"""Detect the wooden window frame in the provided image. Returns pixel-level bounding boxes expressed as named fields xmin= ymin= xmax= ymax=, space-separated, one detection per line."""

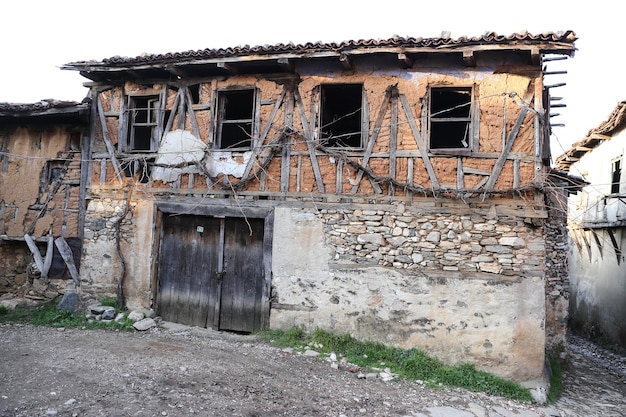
xmin=427 ymin=86 xmax=476 ymax=155
xmin=214 ymin=88 xmax=256 ymax=150
xmin=319 ymin=83 xmax=365 ymax=149
xmin=611 ymin=156 xmax=622 ymax=195
xmin=126 ymin=95 xmax=161 ymax=153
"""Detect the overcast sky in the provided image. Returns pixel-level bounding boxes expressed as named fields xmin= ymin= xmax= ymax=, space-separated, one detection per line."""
xmin=1 ymin=1 xmax=622 ymax=157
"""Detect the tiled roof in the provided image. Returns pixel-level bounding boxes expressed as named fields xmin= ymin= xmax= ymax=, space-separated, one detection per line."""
xmin=0 ymin=99 xmax=90 ymax=121
xmin=65 ymin=31 xmax=577 ymax=67
xmin=555 ymin=101 xmax=626 ymax=171
xmin=0 ymin=99 xmax=83 ymax=113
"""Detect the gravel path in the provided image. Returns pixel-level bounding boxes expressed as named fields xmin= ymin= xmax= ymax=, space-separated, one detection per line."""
xmin=0 ymin=323 xmax=624 ymax=417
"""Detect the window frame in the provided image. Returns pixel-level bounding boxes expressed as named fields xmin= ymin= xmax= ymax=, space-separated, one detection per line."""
xmin=427 ymin=85 xmax=476 ymax=154
xmin=214 ymin=88 xmax=257 ymax=150
xmin=318 ymin=83 xmax=365 ymax=149
xmin=125 ymin=94 xmax=161 ymax=153
xmin=611 ymin=156 xmax=622 ymax=194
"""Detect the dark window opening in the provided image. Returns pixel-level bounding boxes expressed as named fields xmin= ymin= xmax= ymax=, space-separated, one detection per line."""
xmin=46 ymin=160 xmax=66 ymax=185
xmin=320 ymin=84 xmax=363 ymax=148
xmin=189 ymin=84 xmax=201 ymax=104
xmin=429 ymin=87 xmax=472 ymax=150
xmin=217 ymin=89 xmax=254 ymax=149
xmin=611 ymin=158 xmax=622 ymax=194
xmin=128 ymin=96 xmax=159 ymax=152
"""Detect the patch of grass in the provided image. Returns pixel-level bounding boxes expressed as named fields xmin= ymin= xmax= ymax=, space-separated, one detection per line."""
xmin=257 ymin=327 xmax=533 ymax=402
xmin=0 ymin=300 xmax=135 ymax=331
xmin=547 ymin=355 xmax=564 ymax=403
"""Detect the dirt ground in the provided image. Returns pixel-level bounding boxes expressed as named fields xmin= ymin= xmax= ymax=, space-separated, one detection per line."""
xmin=0 ymin=323 xmax=624 ymax=417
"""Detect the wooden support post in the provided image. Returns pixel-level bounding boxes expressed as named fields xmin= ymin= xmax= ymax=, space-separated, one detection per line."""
xmin=389 ymin=90 xmax=398 ymax=196
xmin=55 ymin=236 xmax=80 ymax=287
xmin=24 ymin=234 xmax=44 ymax=276
xmin=280 ymin=88 xmax=294 ymax=193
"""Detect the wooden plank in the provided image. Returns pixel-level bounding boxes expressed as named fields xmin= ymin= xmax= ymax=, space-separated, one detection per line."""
xmin=463 ymin=167 xmax=490 ymax=176
xmin=99 ymin=159 xmax=106 ymax=185
xmin=280 ymin=88 xmax=294 ymax=192
xmin=294 ymin=87 xmax=325 ymax=193
xmin=389 ymin=90 xmax=398 ymax=196
xmin=184 ymin=86 xmax=201 ymax=139
xmin=42 ymin=236 xmax=54 ymax=278
xmin=483 ymin=92 xmax=534 ymax=192
xmin=350 ymin=87 xmax=393 ymax=194
xmin=513 ymin=159 xmax=520 ymax=189
xmin=54 ymin=236 xmax=80 ymax=286
xmin=296 ymin=155 xmax=302 ymax=193
xmin=24 ymin=234 xmax=44 ymax=275
xmin=336 ymin=158 xmax=343 ymax=193
xmin=163 ymin=89 xmax=181 ymax=135
xmin=78 ymin=132 xmax=91 ymax=242
xmin=457 ymin=158 xmax=464 ymax=189
xmin=399 ymin=93 xmax=440 ymax=189
xmin=177 ymin=87 xmax=187 ymax=130
xmin=96 ymin=96 xmax=123 ymax=182
xmin=407 ymin=158 xmax=414 ymax=198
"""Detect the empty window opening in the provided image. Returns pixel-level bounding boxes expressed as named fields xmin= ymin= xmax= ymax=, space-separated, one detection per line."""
xmin=320 ymin=84 xmax=363 ymax=148
xmin=45 ymin=160 xmax=66 ymax=185
xmin=611 ymin=158 xmax=622 ymax=194
xmin=217 ymin=89 xmax=254 ymax=149
xmin=429 ymin=87 xmax=472 ymax=150
xmin=189 ymin=84 xmax=201 ymax=104
xmin=128 ymin=96 xmax=160 ymax=152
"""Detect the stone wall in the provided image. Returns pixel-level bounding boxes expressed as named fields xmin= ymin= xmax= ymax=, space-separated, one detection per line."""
xmin=270 ymin=202 xmax=548 ymax=387
xmin=544 ymin=188 xmax=570 ymax=353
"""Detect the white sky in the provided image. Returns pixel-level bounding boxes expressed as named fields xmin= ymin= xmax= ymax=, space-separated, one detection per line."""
xmin=1 ymin=0 xmax=622 ymax=157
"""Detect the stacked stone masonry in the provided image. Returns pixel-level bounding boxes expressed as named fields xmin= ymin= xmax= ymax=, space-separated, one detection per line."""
xmin=320 ymin=206 xmax=545 ymax=276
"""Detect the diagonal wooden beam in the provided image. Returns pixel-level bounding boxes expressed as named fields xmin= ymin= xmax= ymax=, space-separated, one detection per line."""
xmin=96 ymin=96 xmax=123 ymax=182
xmin=399 ymin=93 xmax=440 ymax=189
xmin=483 ymin=92 xmax=534 ymax=192
xmin=239 ymin=87 xmax=287 ymax=183
xmin=350 ymin=86 xmax=394 ymax=194
xmin=294 ymin=87 xmax=325 ymax=193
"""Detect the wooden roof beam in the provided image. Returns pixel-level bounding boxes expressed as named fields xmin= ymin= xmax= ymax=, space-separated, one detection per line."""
xmin=339 ymin=53 xmax=352 ymax=70
xmin=217 ymin=61 xmax=237 ymax=74
xmin=463 ymin=50 xmax=476 ymax=67
xmin=277 ymin=57 xmax=294 ymax=72
xmin=397 ymin=53 xmax=414 ymax=68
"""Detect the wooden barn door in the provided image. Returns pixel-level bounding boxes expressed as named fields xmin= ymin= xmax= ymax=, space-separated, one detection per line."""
xmin=157 ymin=214 xmax=266 ymax=333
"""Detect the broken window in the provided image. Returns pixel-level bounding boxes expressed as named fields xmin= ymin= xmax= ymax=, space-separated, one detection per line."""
xmin=320 ymin=84 xmax=363 ymax=148
xmin=46 ymin=160 xmax=66 ymax=184
xmin=127 ymin=95 xmax=160 ymax=152
xmin=216 ymin=89 xmax=255 ymax=149
xmin=429 ymin=87 xmax=473 ymax=151
xmin=611 ymin=157 xmax=622 ymax=194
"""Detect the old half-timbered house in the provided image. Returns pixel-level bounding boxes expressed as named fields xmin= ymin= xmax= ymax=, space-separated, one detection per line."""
xmin=60 ymin=31 xmax=576 ymax=388
xmin=0 ymin=99 xmax=89 ymax=304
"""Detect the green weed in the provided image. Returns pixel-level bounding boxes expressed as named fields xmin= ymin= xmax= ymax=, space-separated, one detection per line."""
xmin=257 ymin=327 xmax=533 ymax=402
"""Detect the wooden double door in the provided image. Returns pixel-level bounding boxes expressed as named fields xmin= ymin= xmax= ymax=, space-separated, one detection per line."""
xmin=157 ymin=214 xmax=267 ymax=333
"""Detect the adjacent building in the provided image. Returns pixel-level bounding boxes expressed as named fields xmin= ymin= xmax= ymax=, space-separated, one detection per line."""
xmin=556 ymin=101 xmax=626 ymax=349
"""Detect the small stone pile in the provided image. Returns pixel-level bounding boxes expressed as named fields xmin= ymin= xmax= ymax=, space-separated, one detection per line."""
xmin=85 ymin=304 xmax=159 ymax=331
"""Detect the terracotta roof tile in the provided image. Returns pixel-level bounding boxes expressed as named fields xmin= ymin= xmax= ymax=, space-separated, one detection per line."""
xmin=66 ymin=31 xmax=576 ymax=67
